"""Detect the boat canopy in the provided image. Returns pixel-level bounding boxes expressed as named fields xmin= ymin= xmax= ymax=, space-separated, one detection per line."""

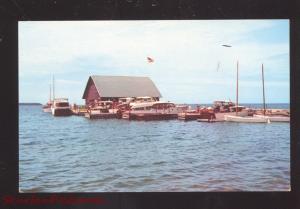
xmin=54 ymin=98 xmax=68 ymax=102
xmin=131 ymin=101 xmax=175 ymax=109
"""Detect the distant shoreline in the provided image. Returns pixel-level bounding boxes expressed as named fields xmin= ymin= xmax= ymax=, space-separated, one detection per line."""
xmin=19 ymin=103 xmax=42 ymax=105
xmin=18 ymin=102 xmax=289 ymax=106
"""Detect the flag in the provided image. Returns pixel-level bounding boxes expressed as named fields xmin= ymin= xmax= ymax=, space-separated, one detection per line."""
xmin=147 ymin=57 xmax=154 ymax=63
xmin=216 ymin=61 xmax=221 ymax=71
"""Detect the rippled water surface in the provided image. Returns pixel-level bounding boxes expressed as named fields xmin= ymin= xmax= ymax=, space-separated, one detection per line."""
xmin=19 ymin=105 xmax=290 ymax=192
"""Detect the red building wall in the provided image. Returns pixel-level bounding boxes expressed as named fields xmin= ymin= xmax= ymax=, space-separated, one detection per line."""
xmin=85 ymin=80 xmax=100 ymax=105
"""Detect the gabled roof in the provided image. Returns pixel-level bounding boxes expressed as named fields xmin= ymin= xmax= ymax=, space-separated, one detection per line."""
xmin=82 ymin=75 xmax=162 ymax=99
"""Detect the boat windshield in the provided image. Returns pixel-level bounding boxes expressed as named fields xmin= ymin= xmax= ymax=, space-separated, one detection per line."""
xmin=56 ymin=102 xmax=69 ymax=107
xmin=152 ymin=103 xmax=175 ymax=109
xmin=229 ymin=106 xmax=245 ymax=112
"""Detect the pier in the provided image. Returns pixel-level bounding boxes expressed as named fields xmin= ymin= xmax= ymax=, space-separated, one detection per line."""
xmin=43 ymin=75 xmax=289 ymax=123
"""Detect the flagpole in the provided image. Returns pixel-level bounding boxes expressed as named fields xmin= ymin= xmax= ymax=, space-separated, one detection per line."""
xmin=236 ymin=60 xmax=239 ymax=115
xmin=52 ymin=75 xmax=55 ymax=100
xmin=262 ymin=63 xmax=266 ymax=115
xmin=49 ymin=84 xmax=52 ymax=102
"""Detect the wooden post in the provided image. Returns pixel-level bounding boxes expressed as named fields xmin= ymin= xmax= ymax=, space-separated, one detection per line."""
xmin=236 ymin=61 xmax=239 ymax=115
xmin=262 ymin=63 xmax=266 ymax=115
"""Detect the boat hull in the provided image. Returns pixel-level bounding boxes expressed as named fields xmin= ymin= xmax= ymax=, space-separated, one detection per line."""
xmin=225 ymin=115 xmax=269 ymax=123
xmin=123 ymin=112 xmax=178 ymax=120
xmin=51 ymin=108 xmax=72 ymax=116
xmin=43 ymin=108 xmax=51 ymax=113
xmin=215 ymin=111 xmax=248 ymax=121
xmin=254 ymin=114 xmax=290 ymax=122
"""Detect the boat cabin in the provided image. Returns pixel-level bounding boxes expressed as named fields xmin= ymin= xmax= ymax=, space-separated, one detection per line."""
xmin=93 ymin=101 xmax=113 ymax=109
xmin=131 ymin=102 xmax=176 ymax=111
xmin=213 ymin=100 xmax=235 ymax=112
xmin=53 ymin=98 xmax=70 ymax=107
xmin=118 ymin=97 xmax=134 ymax=104
xmin=229 ymin=106 xmax=246 ymax=112
xmin=133 ymin=96 xmax=157 ymax=103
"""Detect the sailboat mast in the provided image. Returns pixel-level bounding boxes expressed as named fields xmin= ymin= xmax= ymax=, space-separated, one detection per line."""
xmin=49 ymin=84 xmax=52 ymax=102
xmin=236 ymin=60 xmax=239 ymax=115
xmin=52 ymin=75 xmax=55 ymax=100
xmin=262 ymin=63 xmax=266 ymax=115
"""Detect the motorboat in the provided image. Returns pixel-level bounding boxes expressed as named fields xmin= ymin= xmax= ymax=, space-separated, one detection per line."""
xmin=129 ymin=96 xmax=157 ymax=106
xmin=122 ymin=101 xmax=179 ymax=120
xmin=178 ymin=106 xmax=215 ymax=121
xmin=213 ymin=101 xmax=249 ymax=121
xmin=51 ymin=98 xmax=72 ymax=116
xmin=118 ymin=97 xmax=135 ymax=105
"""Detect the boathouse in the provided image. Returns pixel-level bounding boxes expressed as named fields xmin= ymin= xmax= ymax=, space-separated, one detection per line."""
xmin=82 ymin=75 xmax=162 ymax=105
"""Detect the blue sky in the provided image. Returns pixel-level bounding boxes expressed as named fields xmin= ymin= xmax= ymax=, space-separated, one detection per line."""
xmin=19 ymin=20 xmax=289 ymax=104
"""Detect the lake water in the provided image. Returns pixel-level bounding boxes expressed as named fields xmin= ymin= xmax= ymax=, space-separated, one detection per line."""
xmin=19 ymin=104 xmax=290 ymax=192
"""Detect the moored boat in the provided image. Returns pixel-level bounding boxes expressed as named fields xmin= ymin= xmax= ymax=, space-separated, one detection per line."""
xmin=51 ymin=98 xmax=72 ymax=116
xmin=122 ymin=101 xmax=178 ymax=120
xmin=178 ymin=106 xmax=215 ymax=121
xmin=213 ymin=100 xmax=250 ymax=121
xmin=253 ymin=114 xmax=289 ymax=122
xmin=225 ymin=115 xmax=270 ymax=123
xmin=42 ymin=102 xmax=52 ymax=113
xmin=253 ymin=64 xmax=289 ymax=123
xmin=42 ymin=84 xmax=52 ymax=113
xmin=129 ymin=96 xmax=157 ymax=106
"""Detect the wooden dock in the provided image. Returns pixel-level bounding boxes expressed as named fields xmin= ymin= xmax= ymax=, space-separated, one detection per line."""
xmin=178 ymin=112 xmax=201 ymax=121
xmin=71 ymin=107 xmax=87 ymax=116
xmin=84 ymin=112 xmax=117 ymax=119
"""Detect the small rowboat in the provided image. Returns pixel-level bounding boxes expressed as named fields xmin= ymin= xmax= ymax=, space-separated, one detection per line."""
xmin=225 ymin=115 xmax=270 ymax=123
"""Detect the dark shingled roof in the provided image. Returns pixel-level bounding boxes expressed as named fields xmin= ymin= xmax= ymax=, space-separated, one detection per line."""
xmin=82 ymin=75 xmax=162 ymax=99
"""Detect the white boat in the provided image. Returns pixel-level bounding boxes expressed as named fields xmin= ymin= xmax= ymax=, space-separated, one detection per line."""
xmin=42 ymin=102 xmax=52 ymax=112
xmin=118 ymin=97 xmax=135 ymax=105
xmin=254 ymin=64 xmax=289 ymax=123
xmin=129 ymin=96 xmax=157 ymax=106
xmin=214 ymin=105 xmax=249 ymax=121
xmin=176 ymin=104 xmax=190 ymax=113
xmin=225 ymin=115 xmax=270 ymax=123
xmin=42 ymin=84 xmax=52 ymax=112
xmin=51 ymin=98 xmax=72 ymax=116
xmin=122 ymin=101 xmax=179 ymax=120
xmin=215 ymin=111 xmax=248 ymax=121
xmin=253 ymin=114 xmax=290 ymax=122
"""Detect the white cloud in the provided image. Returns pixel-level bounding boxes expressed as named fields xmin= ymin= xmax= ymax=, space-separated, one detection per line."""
xmin=19 ymin=20 xmax=286 ymax=72
xmin=19 ymin=20 xmax=289 ymax=103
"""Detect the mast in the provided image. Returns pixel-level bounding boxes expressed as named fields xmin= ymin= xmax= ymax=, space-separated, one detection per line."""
xmin=262 ymin=63 xmax=266 ymax=115
xmin=49 ymin=84 xmax=52 ymax=102
xmin=52 ymin=75 xmax=55 ymax=100
xmin=236 ymin=60 xmax=239 ymax=115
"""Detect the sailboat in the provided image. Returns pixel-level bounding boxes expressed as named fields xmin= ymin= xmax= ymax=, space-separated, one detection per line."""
xmin=224 ymin=62 xmax=270 ymax=123
xmin=50 ymin=76 xmax=72 ymax=116
xmin=42 ymin=84 xmax=52 ymax=112
xmin=253 ymin=64 xmax=290 ymax=122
